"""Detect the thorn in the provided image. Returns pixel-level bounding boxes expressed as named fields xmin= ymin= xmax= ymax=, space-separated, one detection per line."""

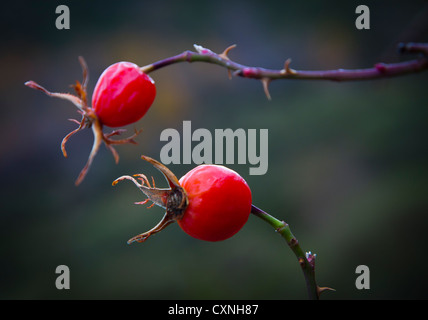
xmin=219 ymin=44 xmax=236 ymax=60
xmin=317 ymin=286 xmax=336 ymax=296
xmin=261 ymin=78 xmax=272 ymax=100
xmin=282 ymin=58 xmax=296 ymax=75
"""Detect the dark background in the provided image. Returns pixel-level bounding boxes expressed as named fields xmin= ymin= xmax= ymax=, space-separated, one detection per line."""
xmin=1 ymin=0 xmax=428 ymax=299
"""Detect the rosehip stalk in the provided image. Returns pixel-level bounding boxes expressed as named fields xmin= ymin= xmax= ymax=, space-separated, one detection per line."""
xmin=113 ymin=155 xmax=332 ymax=299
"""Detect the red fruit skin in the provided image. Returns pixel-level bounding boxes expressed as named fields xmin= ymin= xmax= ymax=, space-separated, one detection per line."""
xmin=178 ymin=165 xmax=252 ymax=242
xmin=92 ymin=61 xmax=156 ymax=128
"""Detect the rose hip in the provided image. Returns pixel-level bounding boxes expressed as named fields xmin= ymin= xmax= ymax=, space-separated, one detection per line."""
xmin=92 ymin=62 xmax=156 ymax=128
xmin=25 ymin=58 xmax=156 ymax=185
xmin=113 ymin=156 xmax=252 ymax=243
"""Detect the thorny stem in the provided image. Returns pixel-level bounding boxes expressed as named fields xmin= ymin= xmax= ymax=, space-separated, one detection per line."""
xmin=139 ymin=42 xmax=428 ymax=297
xmin=141 ymin=42 xmax=428 ymax=99
xmin=251 ymin=204 xmax=334 ymax=300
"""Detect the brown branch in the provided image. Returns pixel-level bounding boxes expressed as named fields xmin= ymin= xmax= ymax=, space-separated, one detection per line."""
xmin=140 ymin=42 xmax=428 ymax=99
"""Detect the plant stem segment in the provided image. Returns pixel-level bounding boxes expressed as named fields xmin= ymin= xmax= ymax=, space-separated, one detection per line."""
xmin=25 ymin=58 xmax=141 ymax=185
xmin=141 ymin=43 xmax=428 ymax=99
xmin=251 ymin=204 xmax=333 ymax=300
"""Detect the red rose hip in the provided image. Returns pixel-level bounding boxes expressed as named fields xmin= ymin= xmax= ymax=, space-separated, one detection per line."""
xmin=113 ymin=156 xmax=252 ymax=243
xmin=92 ymin=61 xmax=156 ymax=128
xmin=178 ymin=165 xmax=252 ymax=241
xmin=25 ymin=58 xmax=156 ymax=185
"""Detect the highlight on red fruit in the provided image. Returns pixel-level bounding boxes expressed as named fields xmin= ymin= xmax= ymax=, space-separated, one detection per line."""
xmin=24 ymin=57 xmax=156 ymax=185
xmin=92 ymin=61 xmax=156 ymax=128
xmin=178 ymin=165 xmax=252 ymax=241
xmin=112 ymin=155 xmax=252 ymax=244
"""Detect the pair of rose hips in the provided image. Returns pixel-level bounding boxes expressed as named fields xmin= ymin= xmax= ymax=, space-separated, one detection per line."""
xmin=26 ymin=58 xmax=252 ymax=242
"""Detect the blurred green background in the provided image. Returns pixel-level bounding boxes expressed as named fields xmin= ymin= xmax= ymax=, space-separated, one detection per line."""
xmin=1 ymin=0 xmax=428 ymax=299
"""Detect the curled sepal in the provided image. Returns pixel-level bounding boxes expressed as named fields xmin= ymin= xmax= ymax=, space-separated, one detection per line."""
xmin=140 ymin=155 xmax=182 ymax=189
xmin=112 ymin=155 xmax=188 ymax=244
xmin=112 ymin=173 xmax=171 ymax=209
xmin=126 ymin=212 xmax=177 ymax=244
xmin=25 ymin=80 xmax=86 ymax=112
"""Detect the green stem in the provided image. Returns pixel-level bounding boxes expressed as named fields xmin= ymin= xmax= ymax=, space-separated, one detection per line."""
xmin=251 ymin=204 xmax=321 ymax=300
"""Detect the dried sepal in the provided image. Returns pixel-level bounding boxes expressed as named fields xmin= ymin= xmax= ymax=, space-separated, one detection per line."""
xmin=127 ymin=211 xmax=177 ymax=244
xmin=61 ymin=115 xmax=89 ymax=158
xmin=25 ymin=80 xmax=85 ymax=112
xmin=112 ymin=155 xmax=189 ymax=244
